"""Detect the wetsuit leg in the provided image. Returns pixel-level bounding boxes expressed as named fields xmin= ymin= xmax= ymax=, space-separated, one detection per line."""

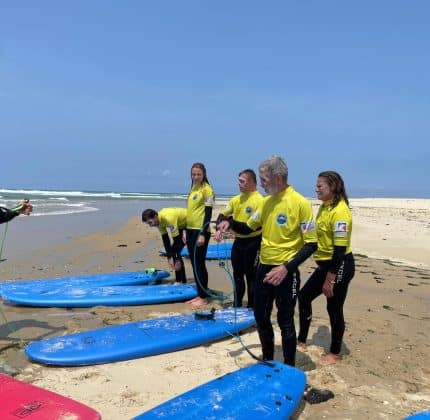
xmin=275 ymin=269 xmax=301 ymax=366
xmin=173 ymin=255 xmax=187 ymax=283
xmin=231 ymin=240 xmax=245 ymax=307
xmin=186 ymin=229 xmax=210 ymax=298
xmin=254 ymin=264 xmax=275 ymax=360
xmin=327 ymin=254 xmax=355 ymax=354
xmin=172 ymin=229 xmax=186 ymax=283
xmin=297 ymin=266 xmax=326 ymax=344
xmin=243 ymin=235 xmax=261 ymax=309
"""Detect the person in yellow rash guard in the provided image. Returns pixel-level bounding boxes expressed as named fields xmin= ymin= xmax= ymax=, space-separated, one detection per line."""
xmin=186 ymin=162 xmax=215 ymax=308
xmin=214 ymin=169 xmax=263 ymax=308
xmin=217 ymin=156 xmax=317 ymax=366
xmin=298 ymin=171 xmax=355 ymax=365
xmin=142 ymin=207 xmax=187 ymax=283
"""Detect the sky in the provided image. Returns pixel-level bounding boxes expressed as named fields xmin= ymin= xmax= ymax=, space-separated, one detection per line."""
xmin=1 ymin=1 xmax=429 ymax=198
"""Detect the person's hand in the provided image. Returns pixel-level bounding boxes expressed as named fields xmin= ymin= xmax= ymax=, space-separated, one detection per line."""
xmin=182 ymin=230 xmax=187 ymax=244
xmin=322 ymin=272 xmax=336 ymax=297
xmin=19 ymin=199 xmax=33 ymax=215
xmin=167 ymin=257 xmax=175 ymax=270
xmin=197 ymin=234 xmax=205 ymax=247
xmin=263 ymin=265 xmax=287 ymax=286
xmin=214 ymin=230 xmax=223 ymax=242
xmin=174 ymin=260 xmax=182 ymax=271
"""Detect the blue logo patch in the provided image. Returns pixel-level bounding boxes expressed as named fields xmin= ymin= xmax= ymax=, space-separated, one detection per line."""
xmin=276 ymin=213 xmax=287 ymax=226
xmin=245 ymin=206 xmax=252 ymax=214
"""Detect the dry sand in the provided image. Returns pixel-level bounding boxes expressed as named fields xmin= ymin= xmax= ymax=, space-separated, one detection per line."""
xmin=0 ymin=198 xmax=429 ymax=419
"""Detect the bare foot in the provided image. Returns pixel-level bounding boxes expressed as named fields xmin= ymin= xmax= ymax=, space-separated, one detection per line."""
xmin=320 ymin=353 xmax=342 ymax=365
xmin=186 ymin=297 xmax=199 ymax=304
xmin=297 ymin=341 xmax=308 ymax=350
xmin=190 ymin=297 xmax=208 ymax=308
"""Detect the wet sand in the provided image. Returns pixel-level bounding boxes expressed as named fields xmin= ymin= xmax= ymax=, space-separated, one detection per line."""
xmin=0 ymin=199 xmax=429 ymax=419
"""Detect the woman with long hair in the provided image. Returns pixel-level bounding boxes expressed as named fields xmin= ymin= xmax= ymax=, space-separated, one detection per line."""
xmin=298 ymin=171 xmax=355 ymax=364
xmin=185 ymin=162 xmax=215 ymax=308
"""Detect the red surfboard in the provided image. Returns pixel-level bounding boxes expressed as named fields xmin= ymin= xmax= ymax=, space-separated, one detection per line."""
xmin=0 ymin=373 xmax=101 ymax=419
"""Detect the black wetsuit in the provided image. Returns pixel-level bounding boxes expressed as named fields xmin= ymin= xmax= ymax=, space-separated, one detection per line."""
xmin=161 ymin=231 xmax=186 ymax=283
xmin=186 ymin=206 xmax=212 ymax=298
xmin=230 ymin=235 xmax=261 ymax=308
xmin=0 ymin=207 xmax=19 ymax=224
xmin=298 ymin=253 xmax=355 ymax=354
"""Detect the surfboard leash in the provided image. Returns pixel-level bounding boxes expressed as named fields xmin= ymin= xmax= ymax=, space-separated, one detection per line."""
xmin=191 ymin=220 xmax=235 ymax=303
xmin=193 ymin=221 xmax=275 ymax=367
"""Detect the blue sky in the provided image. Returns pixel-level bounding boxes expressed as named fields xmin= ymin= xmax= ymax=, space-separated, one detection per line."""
xmin=1 ymin=1 xmax=429 ymax=197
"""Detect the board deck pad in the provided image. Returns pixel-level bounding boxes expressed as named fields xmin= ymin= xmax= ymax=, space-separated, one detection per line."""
xmin=2 ymin=284 xmax=197 ymax=307
xmin=133 ymin=361 xmax=306 ymax=419
xmin=0 ymin=373 xmax=101 ymax=419
xmin=0 ymin=269 xmax=170 ymax=297
xmin=25 ymin=308 xmax=255 ymax=366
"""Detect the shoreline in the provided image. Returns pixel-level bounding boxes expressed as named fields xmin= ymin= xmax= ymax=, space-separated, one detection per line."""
xmin=0 ymin=198 xmax=429 ymax=418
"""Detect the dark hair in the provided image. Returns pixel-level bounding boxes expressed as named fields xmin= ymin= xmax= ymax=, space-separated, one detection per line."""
xmin=142 ymin=208 xmax=157 ymax=222
xmin=190 ymin=162 xmax=210 ymax=187
xmin=239 ymin=169 xmax=257 ymax=184
xmin=318 ymin=171 xmax=349 ymax=207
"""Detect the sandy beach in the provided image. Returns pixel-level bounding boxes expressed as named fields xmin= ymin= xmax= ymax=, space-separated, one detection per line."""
xmin=0 ymin=198 xmax=429 ymax=419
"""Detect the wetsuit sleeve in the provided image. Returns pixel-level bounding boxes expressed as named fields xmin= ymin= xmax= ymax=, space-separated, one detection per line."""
xmin=328 ymin=245 xmax=347 ymax=273
xmin=161 ymin=233 xmax=173 ymax=256
xmin=202 ymin=206 xmax=212 ymax=233
xmin=284 ymin=242 xmax=317 ymax=272
xmin=0 ymin=207 xmax=19 ymax=224
xmin=230 ymin=218 xmax=256 ymax=235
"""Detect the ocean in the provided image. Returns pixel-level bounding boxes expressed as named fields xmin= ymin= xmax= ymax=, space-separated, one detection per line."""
xmin=0 ymin=188 xmax=232 ymax=259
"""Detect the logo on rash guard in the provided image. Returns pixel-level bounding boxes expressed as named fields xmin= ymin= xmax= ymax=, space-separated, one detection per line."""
xmin=169 ymin=224 xmax=175 ymax=232
xmin=300 ymin=221 xmax=315 ymax=233
xmin=245 ymin=206 xmax=253 ymax=214
xmin=204 ymin=197 xmax=214 ymax=204
xmin=192 ymin=194 xmax=198 ymax=201
xmin=276 ymin=213 xmax=287 ymax=226
xmin=334 ymin=221 xmax=348 ymax=237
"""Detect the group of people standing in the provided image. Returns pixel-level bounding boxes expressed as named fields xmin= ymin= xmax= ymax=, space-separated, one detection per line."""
xmin=143 ymin=155 xmax=355 ymax=367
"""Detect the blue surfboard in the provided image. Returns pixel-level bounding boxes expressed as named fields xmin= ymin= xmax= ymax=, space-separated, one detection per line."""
xmin=403 ymin=412 xmax=430 ymax=420
xmin=0 ymin=269 xmax=169 ymax=297
xmin=25 ymin=308 xmax=255 ymax=366
xmin=2 ymin=284 xmax=197 ymax=307
xmin=160 ymin=242 xmax=232 ymax=260
xmin=134 ymin=361 xmax=306 ymax=419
